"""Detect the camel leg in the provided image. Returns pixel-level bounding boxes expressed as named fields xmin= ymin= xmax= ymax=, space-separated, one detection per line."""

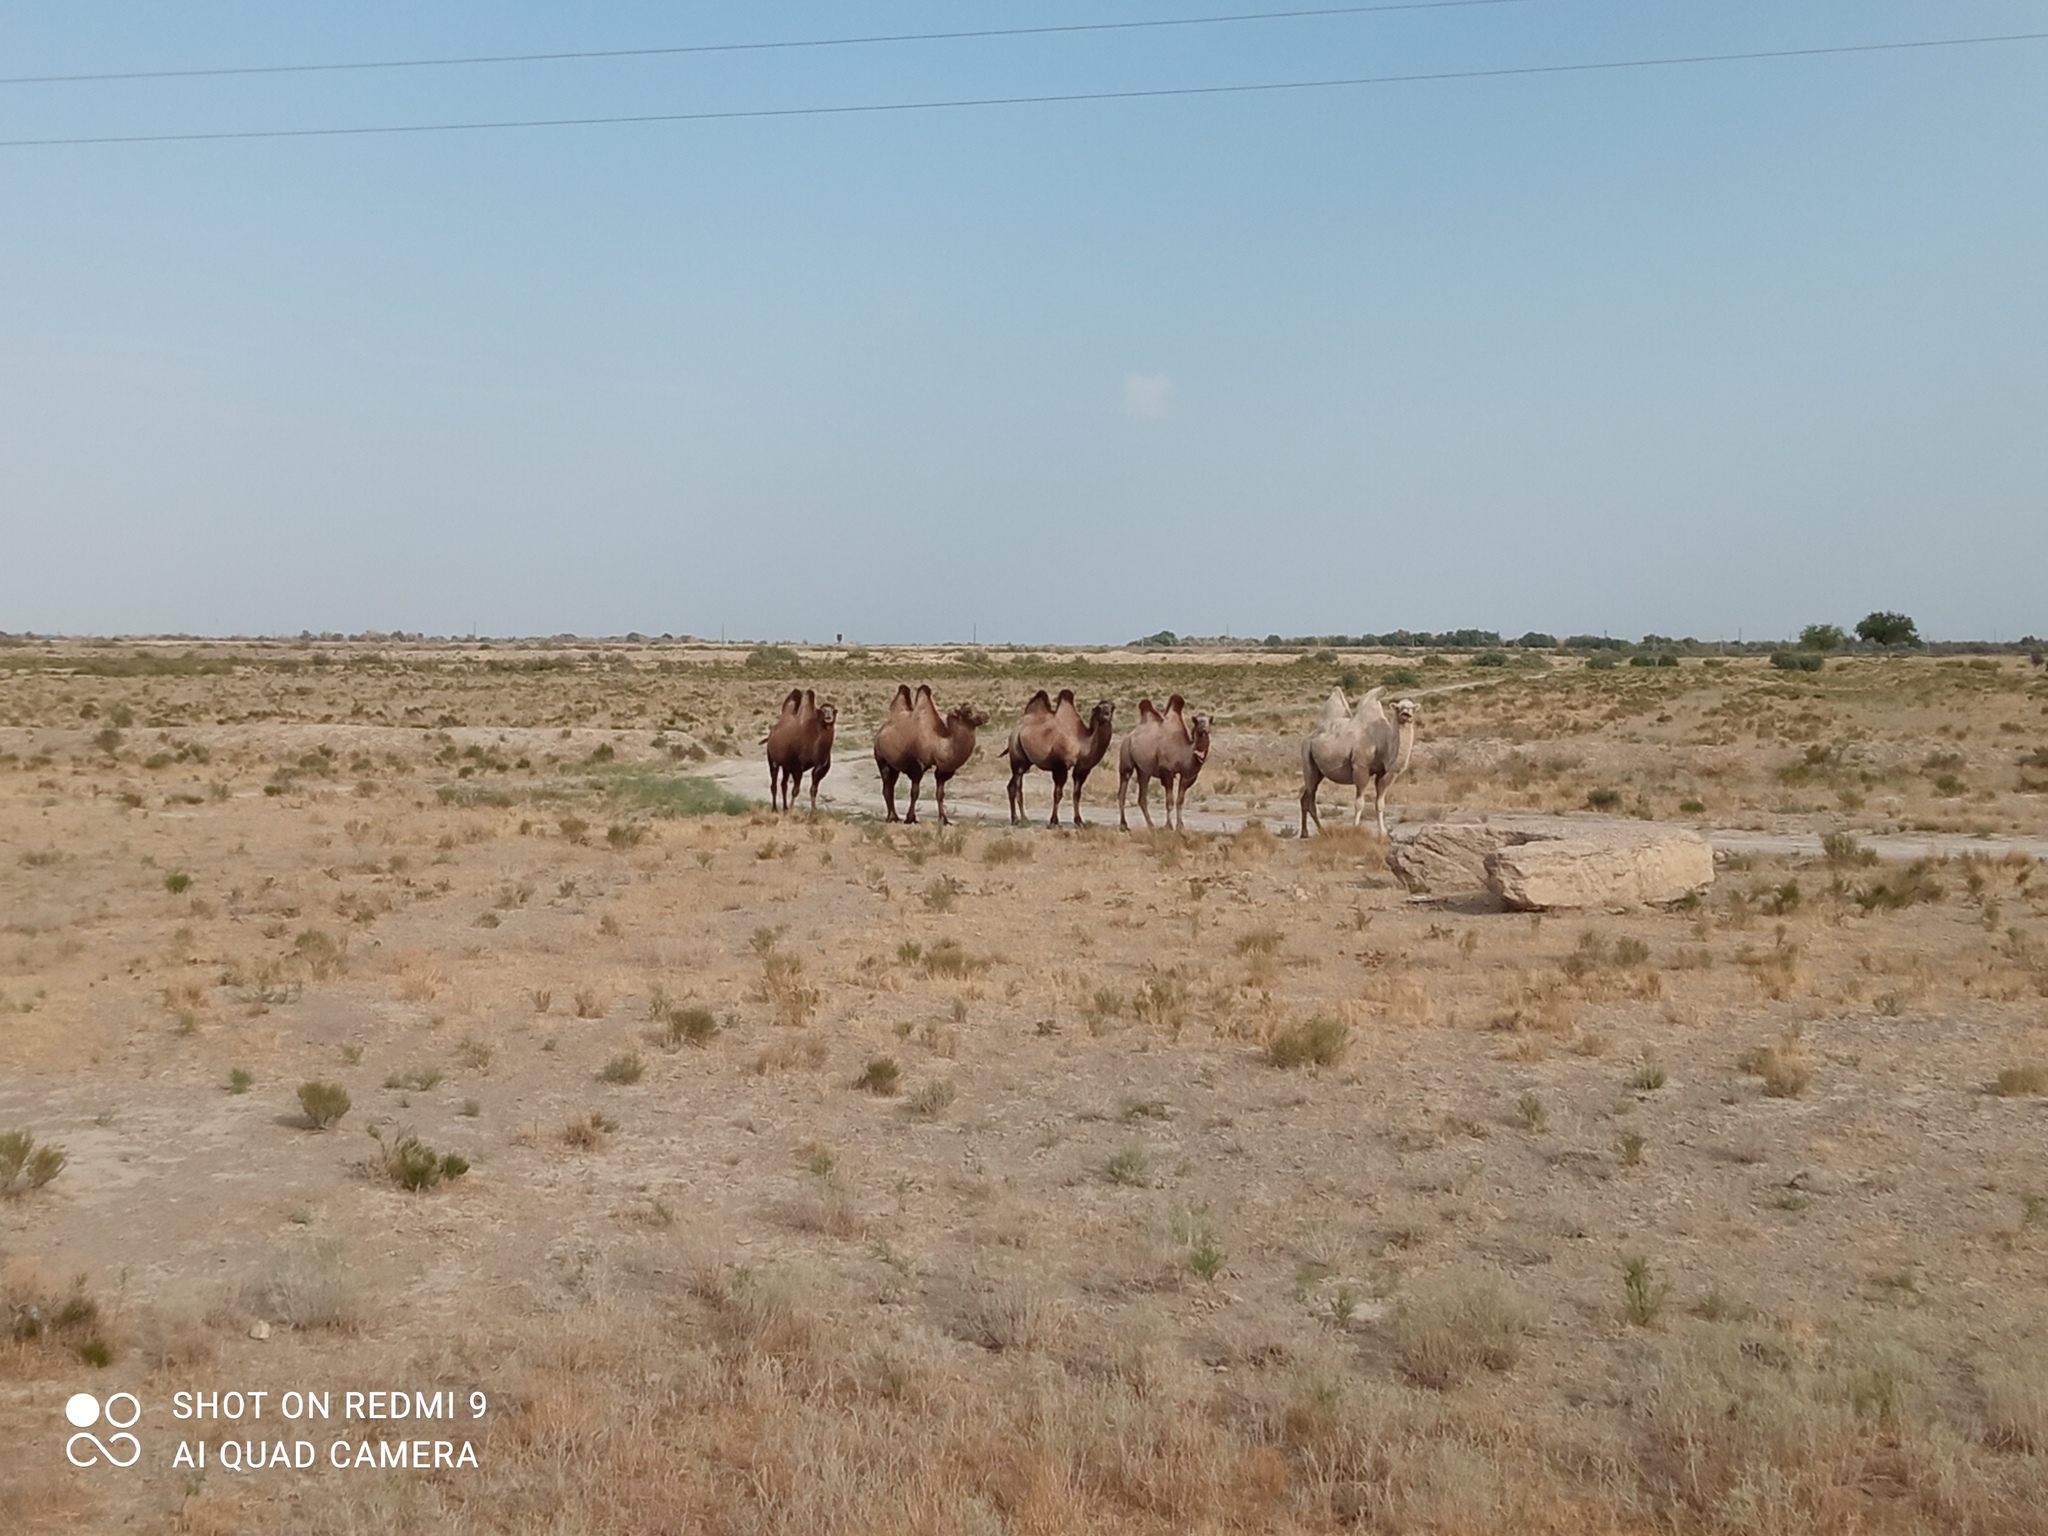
xmin=1373 ymin=773 xmax=1388 ymax=837
xmin=809 ymin=762 xmax=828 ymax=811
xmin=1048 ymin=764 xmax=1069 ymax=828
xmin=1136 ymin=774 xmax=1156 ymax=830
xmin=1070 ymin=768 xmax=1089 ymax=827
xmin=1118 ymin=767 xmax=1132 ymax=831
xmin=1300 ymin=756 xmax=1323 ymax=837
xmin=904 ymin=769 xmax=924 ymax=825
xmin=933 ymin=772 xmax=951 ymax=827
xmin=880 ymin=764 xmax=900 ymax=823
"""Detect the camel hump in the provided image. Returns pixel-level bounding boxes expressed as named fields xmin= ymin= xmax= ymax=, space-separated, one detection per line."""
xmin=1022 ymin=689 xmax=1053 ymax=716
xmin=1055 ymin=688 xmax=1077 ymax=707
xmin=1165 ymin=695 xmax=1186 ymax=718
xmin=888 ymin=684 xmax=913 ymax=714
xmin=1137 ymin=698 xmax=1163 ymax=723
xmin=781 ymin=687 xmax=805 ymax=715
xmin=1355 ymin=687 xmax=1389 ymax=724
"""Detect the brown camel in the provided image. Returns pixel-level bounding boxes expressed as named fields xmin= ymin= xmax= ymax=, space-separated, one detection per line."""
xmin=1117 ymin=695 xmax=1212 ymax=831
xmin=764 ymin=687 xmax=837 ymax=812
xmin=873 ymin=684 xmax=988 ymax=825
xmin=1006 ymin=689 xmax=1115 ymax=827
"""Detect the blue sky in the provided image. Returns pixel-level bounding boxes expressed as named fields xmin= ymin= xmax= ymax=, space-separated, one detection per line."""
xmin=2 ymin=2 xmax=2043 ymax=643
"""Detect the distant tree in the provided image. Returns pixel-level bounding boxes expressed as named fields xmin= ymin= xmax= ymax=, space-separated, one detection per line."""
xmin=1855 ymin=612 xmax=1920 ymax=648
xmin=1515 ymin=632 xmax=1557 ymax=650
xmin=1135 ymin=630 xmax=1180 ymax=648
xmin=1798 ymin=624 xmax=1845 ymax=651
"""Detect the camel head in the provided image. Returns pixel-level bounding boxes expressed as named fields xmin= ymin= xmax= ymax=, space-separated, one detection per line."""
xmin=1089 ymin=700 xmax=1115 ymax=730
xmin=817 ymin=703 xmax=838 ymax=727
xmin=948 ymin=704 xmax=990 ymax=731
xmin=1189 ymin=713 xmax=1213 ymax=763
xmin=1392 ymin=698 xmax=1418 ymax=725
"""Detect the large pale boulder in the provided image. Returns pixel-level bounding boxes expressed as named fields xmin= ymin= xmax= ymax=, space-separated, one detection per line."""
xmin=1390 ymin=817 xmax=1715 ymax=908
xmin=1390 ymin=825 xmax=1523 ymax=895
xmin=1485 ymin=828 xmax=1713 ymax=910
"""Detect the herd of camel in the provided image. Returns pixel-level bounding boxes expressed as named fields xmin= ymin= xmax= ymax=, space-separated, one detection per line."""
xmin=763 ymin=682 xmax=1419 ymax=835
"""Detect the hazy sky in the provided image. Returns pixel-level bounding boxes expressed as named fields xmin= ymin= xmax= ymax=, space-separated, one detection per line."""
xmin=2 ymin=2 xmax=2043 ymax=643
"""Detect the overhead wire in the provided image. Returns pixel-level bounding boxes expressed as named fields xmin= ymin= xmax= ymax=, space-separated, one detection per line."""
xmin=1 ymin=29 xmax=2042 ymax=150
xmin=0 ymin=2 xmax=1528 ymax=88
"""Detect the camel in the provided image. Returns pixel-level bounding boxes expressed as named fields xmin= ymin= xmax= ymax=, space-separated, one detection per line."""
xmin=764 ymin=687 xmax=837 ymax=812
xmin=1299 ymin=686 xmax=1418 ymax=837
xmin=873 ymin=684 xmax=988 ymax=826
xmin=1006 ymin=689 xmax=1115 ymax=827
xmin=1117 ymin=695 xmax=1211 ymax=831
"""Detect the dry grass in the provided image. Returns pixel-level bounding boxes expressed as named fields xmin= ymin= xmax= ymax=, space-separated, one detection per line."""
xmin=6 ymin=642 xmax=2048 ymax=1533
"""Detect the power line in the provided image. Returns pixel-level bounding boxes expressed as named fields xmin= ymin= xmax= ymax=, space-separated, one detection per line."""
xmin=2 ymin=30 xmax=2042 ymax=150
xmin=0 ymin=2 xmax=1527 ymax=88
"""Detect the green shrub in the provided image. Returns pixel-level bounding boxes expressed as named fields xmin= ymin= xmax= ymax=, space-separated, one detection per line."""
xmin=227 ymin=1068 xmax=254 ymax=1095
xmin=1770 ymin=650 xmax=1824 ymax=672
xmin=1473 ymin=650 xmax=1508 ymax=668
xmin=1822 ymin=831 xmax=1878 ymax=867
xmin=297 ymin=1082 xmax=351 ymax=1129
xmin=1630 ymin=652 xmax=1679 ymax=668
xmin=1586 ymin=787 xmax=1623 ymax=811
xmin=904 ymin=1079 xmax=956 ymax=1118
xmin=1622 ymin=1256 xmax=1668 ymax=1325
xmin=606 ymin=822 xmax=646 ymax=848
xmin=0 ymin=1129 xmax=66 ymax=1195
xmin=856 ymin=1056 xmax=901 ymax=1096
xmin=1268 ymin=1015 xmax=1349 ymax=1069
xmin=600 ymin=1053 xmax=645 ymax=1085
xmin=1104 ymin=1146 xmax=1151 ymax=1186
xmin=164 ymin=871 xmax=192 ymax=894
xmin=665 ymin=1005 xmax=719 ymax=1048
xmin=369 ymin=1128 xmax=468 ymax=1191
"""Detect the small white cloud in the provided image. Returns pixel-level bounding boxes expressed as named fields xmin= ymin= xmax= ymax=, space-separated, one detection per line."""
xmin=1122 ymin=373 xmax=1173 ymax=419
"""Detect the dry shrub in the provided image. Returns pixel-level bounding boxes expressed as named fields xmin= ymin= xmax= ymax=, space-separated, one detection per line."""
xmin=391 ymin=950 xmax=444 ymax=1003
xmin=1995 ymin=1063 xmax=2048 ymax=1097
xmin=574 ymin=986 xmax=608 ymax=1019
xmin=241 ymin=1238 xmax=360 ymax=1330
xmin=1269 ymin=1014 xmax=1349 ymax=1069
xmin=1491 ymin=974 xmax=1577 ymax=1036
xmin=783 ymin=1181 xmax=866 ymax=1239
xmin=1983 ymin=1356 xmax=2048 ymax=1450
xmin=751 ymin=1035 xmax=828 ymax=1076
xmin=1391 ymin=1273 xmax=1528 ymax=1388
xmin=1228 ymin=820 xmax=1276 ymax=862
xmin=1305 ymin=823 xmax=1388 ymax=871
xmin=1364 ymin=971 xmax=1437 ymax=1028
xmin=1739 ymin=1033 xmax=1813 ymax=1097
xmin=560 ymin=1113 xmax=613 ymax=1151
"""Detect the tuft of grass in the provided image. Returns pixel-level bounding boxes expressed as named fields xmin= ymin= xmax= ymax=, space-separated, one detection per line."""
xmin=1391 ymin=1274 xmax=1527 ymax=1389
xmin=1621 ymin=1256 xmax=1668 ymax=1326
xmin=664 ymin=1004 xmax=720 ymax=1048
xmin=368 ymin=1127 xmax=469 ymax=1191
xmin=855 ymin=1056 xmax=901 ymax=1096
xmin=243 ymin=1237 xmax=360 ymax=1330
xmin=1618 ymin=1130 xmax=1646 ymax=1166
xmin=1630 ymin=1061 xmax=1668 ymax=1092
xmin=1739 ymin=1033 xmax=1813 ymax=1098
xmin=1586 ymin=787 xmax=1623 ymax=811
xmin=1268 ymin=1014 xmax=1349 ymax=1069
xmin=227 ymin=1067 xmax=254 ymax=1095
xmin=1104 ymin=1146 xmax=1151 ymax=1186
xmin=982 ymin=837 xmax=1031 ymax=866
xmin=164 ymin=870 xmax=192 ymax=894
xmin=560 ymin=1113 xmax=613 ymax=1151
xmin=904 ymin=1078 xmax=956 ymax=1119
xmin=1995 ymin=1063 xmax=2048 ymax=1097
xmin=297 ymin=1082 xmax=352 ymax=1129
xmin=1233 ymin=925 xmax=1284 ymax=957
xmin=1822 ymin=830 xmax=1879 ymax=867
xmin=1514 ymin=1092 xmax=1547 ymax=1130
xmin=600 ymin=1052 xmax=645 ymax=1085
xmin=605 ymin=822 xmax=646 ymax=848
xmin=383 ymin=1066 xmax=442 ymax=1092
xmin=604 ymin=772 xmax=750 ymax=819
xmin=0 ymin=1129 xmax=67 ymax=1195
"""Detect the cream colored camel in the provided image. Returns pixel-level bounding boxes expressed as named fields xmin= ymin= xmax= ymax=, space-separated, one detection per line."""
xmin=1299 ymin=686 xmax=1417 ymax=836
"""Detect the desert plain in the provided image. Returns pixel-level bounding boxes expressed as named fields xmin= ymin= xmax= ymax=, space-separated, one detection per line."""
xmin=2 ymin=637 xmax=2047 ymax=1534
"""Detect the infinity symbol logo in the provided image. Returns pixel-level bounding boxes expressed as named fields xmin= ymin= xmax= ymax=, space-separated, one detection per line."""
xmin=67 ymin=1431 xmax=141 ymax=1468
xmin=64 ymin=1391 xmax=142 ymax=1468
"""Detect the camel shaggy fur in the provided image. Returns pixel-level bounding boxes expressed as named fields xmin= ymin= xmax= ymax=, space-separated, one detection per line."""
xmin=1299 ymin=686 xmax=1417 ymax=837
xmin=1117 ymin=695 xmax=1211 ymax=832
xmin=873 ymin=684 xmax=988 ymax=826
xmin=1006 ymin=689 xmax=1115 ymax=827
xmin=764 ymin=687 xmax=837 ymax=812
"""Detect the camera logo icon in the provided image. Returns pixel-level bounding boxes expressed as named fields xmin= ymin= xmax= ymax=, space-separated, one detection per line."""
xmin=65 ymin=1392 xmax=141 ymax=1468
